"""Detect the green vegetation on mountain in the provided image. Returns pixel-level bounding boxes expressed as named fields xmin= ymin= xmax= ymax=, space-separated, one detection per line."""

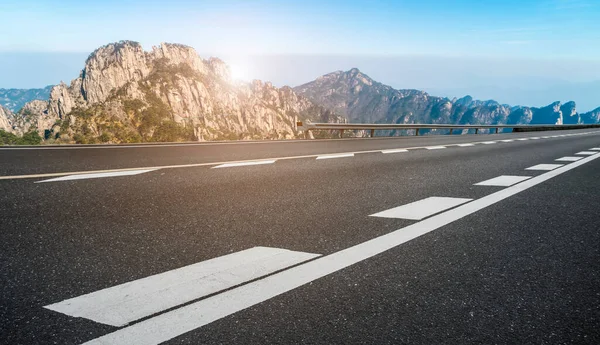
xmin=0 ymin=129 xmax=42 ymax=145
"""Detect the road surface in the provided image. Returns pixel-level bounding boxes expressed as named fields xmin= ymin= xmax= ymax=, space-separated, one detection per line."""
xmin=1 ymin=129 xmax=599 ymax=344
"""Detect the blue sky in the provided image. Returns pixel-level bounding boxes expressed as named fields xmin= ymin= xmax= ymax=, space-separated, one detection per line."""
xmin=1 ymin=0 xmax=599 ymax=110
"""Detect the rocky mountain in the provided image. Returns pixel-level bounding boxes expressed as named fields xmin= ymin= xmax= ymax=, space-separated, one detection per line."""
xmin=0 ymin=86 xmax=53 ymax=112
xmin=0 ymin=105 xmax=13 ymax=131
xmin=5 ymin=41 xmax=340 ymax=143
xmin=5 ymin=46 xmax=600 ymax=144
xmin=580 ymin=106 xmax=600 ymax=124
xmin=294 ymin=68 xmax=600 ymax=128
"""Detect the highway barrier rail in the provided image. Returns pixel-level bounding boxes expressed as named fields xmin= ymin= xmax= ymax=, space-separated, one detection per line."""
xmin=296 ymin=122 xmax=600 ymax=138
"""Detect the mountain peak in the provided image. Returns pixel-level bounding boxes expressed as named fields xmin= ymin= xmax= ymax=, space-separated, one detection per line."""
xmin=86 ymin=40 xmax=143 ymax=63
xmin=348 ymin=67 xmax=361 ymax=75
xmin=3 ymin=40 xmax=344 ymax=142
xmin=294 ymin=68 xmax=402 ymax=120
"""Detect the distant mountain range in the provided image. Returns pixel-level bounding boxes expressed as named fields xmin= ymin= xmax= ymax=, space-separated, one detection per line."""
xmin=0 ymin=86 xmax=53 ymax=112
xmin=294 ymin=68 xmax=600 ymax=128
xmin=1 ymin=41 xmax=599 ymax=144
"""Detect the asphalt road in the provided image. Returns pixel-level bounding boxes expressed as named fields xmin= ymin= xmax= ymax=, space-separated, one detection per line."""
xmin=1 ymin=129 xmax=600 ymax=345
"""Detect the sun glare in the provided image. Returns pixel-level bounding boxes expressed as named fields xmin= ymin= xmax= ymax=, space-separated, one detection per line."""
xmin=229 ymin=62 xmax=251 ymax=81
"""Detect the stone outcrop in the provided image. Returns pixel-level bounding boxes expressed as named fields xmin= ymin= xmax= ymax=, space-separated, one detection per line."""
xmin=13 ymin=41 xmax=341 ymax=143
xmin=0 ymin=105 xmax=12 ymax=131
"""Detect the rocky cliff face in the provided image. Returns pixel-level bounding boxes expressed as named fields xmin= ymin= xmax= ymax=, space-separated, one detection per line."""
xmin=581 ymin=107 xmax=600 ymax=124
xmin=0 ymin=105 xmax=13 ymax=131
xmin=0 ymin=86 xmax=52 ymax=112
xmin=13 ymin=41 xmax=341 ymax=143
xmin=295 ymin=69 xmax=599 ymax=127
xmin=560 ymin=101 xmax=579 ymax=124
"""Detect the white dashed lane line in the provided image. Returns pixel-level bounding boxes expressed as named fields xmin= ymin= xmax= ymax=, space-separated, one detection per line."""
xmin=369 ymin=197 xmax=472 ymax=220
xmin=34 ymin=169 xmax=157 ymax=183
xmin=1 ymin=130 xmax=597 ymax=181
xmin=556 ymin=156 xmax=583 ymax=162
xmin=526 ymin=164 xmax=564 ymax=171
xmin=576 ymin=151 xmax=597 ymax=155
xmin=45 ymin=247 xmax=319 ymax=327
xmin=381 ymin=148 xmax=409 ymax=154
xmin=474 ymin=175 xmax=532 ymax=187
xmin=212 ymin=160 xmax=276 ymax=168
xmin=77 ymin=148 xmax=600 ymax=345
xmin=316 ymin=153 xmax=355 ymax=160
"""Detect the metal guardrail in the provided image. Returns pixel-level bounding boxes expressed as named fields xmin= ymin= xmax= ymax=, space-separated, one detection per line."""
xmin=296 ymin=122 xmax=600 ymax=138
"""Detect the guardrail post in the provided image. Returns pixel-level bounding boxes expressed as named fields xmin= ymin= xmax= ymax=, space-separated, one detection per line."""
xmin=475 ymin=128 xmax=479 ymax=134
xmin=415 ymin=128 xmax=420 ymax=136
xmin=370 ymin=129 xmax=375 ymax=137
xmin=449 ymin=129 xmax=453 ymax=135
xmin=340 ymin=129 xmax=344 ymax=138
xmin=495 ymin=128 xmax=499 ymax=134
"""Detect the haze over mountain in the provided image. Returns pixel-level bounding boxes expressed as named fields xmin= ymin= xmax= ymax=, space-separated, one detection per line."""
xmin=1 ymin=41 xmax=600 ymax=144
xmin=0 ymin=86 xmax=52 ymax=112
xmin=294 ymin=68 xmax=600 ymax=128
xmin=3 ymin=0 xmax=600 ymax=114
xmin=210 ymin=55 xmax=600 ymax=113
xmin=4 ymin=53 xmax=600 ymax=113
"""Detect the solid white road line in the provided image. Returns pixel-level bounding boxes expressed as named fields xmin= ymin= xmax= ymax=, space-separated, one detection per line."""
xmin=556 ymin=156 xmax=583 ymax=162
xmin=474 ymin=175 xmax=532 ymax=187
xmin=517 ymin=138 xmax=529 ymax=141
xmin=457 ymin=143 xmax=475 ymax=147
xmin=35 ymin=169 xmax=157 ymax=183
xmin=369 ymin=197 xmax=472 ymax=220
xmin=575 ymin=151 xmax=597 ymax=155
xmin=525 ymin=164 xmax=564 ymax=171
xmin=530 ymin=137 xmax=541 ymax=140
xmin=426 ymin=146 xmax=446 ymax=150
xmin=589 ymin=148 xmax=600 ymax=151
xmin=212 ymin=160 xmax=276 ymax=168
xmin=79 ymin=150 xmax=600 ymax=345
xmin=381 ymin=148 xmax=409 ymax=154
xmin=500 ymin=139 xmax=514 ymax=142
xmin=482 ymin=141 xmax=496 ymax=145
xmin=45 ymin=247 xmax=319 ymax=327
xmin=316 ymin=153 xmax=355 ymax=160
